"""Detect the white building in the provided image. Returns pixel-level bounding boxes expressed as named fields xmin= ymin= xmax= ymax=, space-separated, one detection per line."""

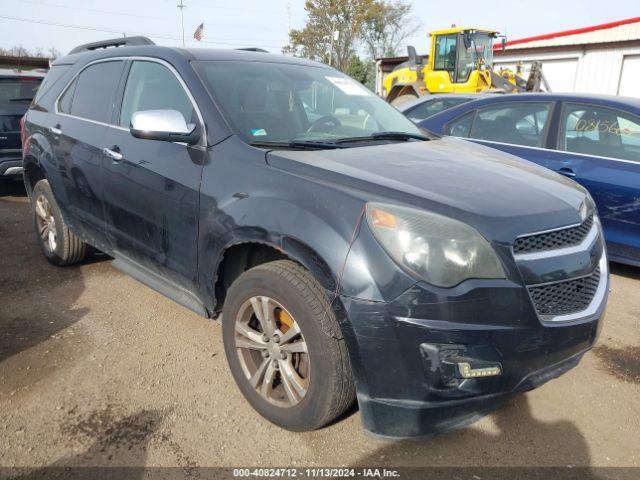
xmin=494 ymin=17 xmax=640 ymax=97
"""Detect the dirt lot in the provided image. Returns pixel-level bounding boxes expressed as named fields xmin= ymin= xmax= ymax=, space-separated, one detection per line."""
xmin=1 ymin=179 xmax=639 ymax=475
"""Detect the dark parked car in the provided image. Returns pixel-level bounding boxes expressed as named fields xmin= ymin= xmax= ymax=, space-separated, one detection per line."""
xmin=418 ymin=93 xmax=640 ymax=267
xmin=22 ymin=38 xmax=608 ymax=438
xmin=398 ymin=93 xmax=488 ymax=123
xmin=0 ymin=69 xmax=44 ymax=177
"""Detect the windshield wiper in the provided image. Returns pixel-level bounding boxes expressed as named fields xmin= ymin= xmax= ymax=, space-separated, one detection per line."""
xmin=249 ymin=140 xmax=343 ymax=150
xmin=9 ymin=97 xmax=34 ymax=102
xmin=334 ymin=131 xmax=431 ymax=144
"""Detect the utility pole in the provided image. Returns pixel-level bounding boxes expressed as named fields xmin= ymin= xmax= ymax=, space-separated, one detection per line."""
xmin=177 ymin=0 xmax=186 ymax=47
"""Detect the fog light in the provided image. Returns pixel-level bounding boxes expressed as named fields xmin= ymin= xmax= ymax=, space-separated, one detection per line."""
xmin=458 ymin=362 xmax=501 ymax=378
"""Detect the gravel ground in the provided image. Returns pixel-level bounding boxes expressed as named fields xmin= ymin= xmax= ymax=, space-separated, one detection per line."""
xmin=1 ymin=178 xmax=639 ymax=475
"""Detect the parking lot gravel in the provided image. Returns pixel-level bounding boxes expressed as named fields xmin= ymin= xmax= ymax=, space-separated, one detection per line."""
xmin=1 ymin=179 xmax=639 ymax=474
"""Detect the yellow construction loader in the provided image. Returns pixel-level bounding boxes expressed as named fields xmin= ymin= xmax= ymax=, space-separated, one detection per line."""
xmin=383 ymin=26 xmax=549 ymax=106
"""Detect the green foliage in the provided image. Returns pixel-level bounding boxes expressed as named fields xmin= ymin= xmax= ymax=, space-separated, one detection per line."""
xmin=345 ymin=55 xmax=370 ymax=84
xmin=285 ymin=0 xmax=418 ymax=74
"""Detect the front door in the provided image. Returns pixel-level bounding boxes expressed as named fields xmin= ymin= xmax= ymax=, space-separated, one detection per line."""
xmin=102 ymin=59 xmax=205 ymax=290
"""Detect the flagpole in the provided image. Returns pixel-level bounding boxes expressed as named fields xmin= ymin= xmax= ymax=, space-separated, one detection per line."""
xmin=177 ymin=0 xmax=186 ymax=47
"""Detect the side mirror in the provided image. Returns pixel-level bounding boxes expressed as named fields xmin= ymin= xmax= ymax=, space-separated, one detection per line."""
xmin=130 ymin=109 xmax=200 ymax=145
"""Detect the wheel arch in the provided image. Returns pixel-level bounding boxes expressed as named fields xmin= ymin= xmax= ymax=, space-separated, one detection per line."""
xmin=211 ymin=235 xmax=341 ymax=318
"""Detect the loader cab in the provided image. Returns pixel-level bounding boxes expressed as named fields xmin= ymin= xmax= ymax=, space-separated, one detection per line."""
xmin=430 ymin=28 xmax=496 ymax=84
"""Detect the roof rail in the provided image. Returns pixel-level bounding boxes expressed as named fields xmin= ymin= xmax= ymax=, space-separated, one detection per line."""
xmin=69 ymin=36 xmax=155 ymax=55
xmin=236 ymin=47 xmax=269 ymax=53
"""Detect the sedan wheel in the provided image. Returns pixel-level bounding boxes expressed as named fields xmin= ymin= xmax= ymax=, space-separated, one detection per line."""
xmin=35 ymin=194 xmax=57 ymax=253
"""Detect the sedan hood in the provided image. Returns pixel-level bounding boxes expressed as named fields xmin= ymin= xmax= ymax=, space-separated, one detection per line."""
xmin=266 ymin=137 xmax=589 ymax=243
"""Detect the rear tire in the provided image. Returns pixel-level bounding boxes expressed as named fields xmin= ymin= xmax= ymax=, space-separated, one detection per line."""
xmin=32 ymin=179 xmax=87 ymax=266
xmin=222 ymin=260 xmax=355 ymax=431
xmin=390 ymin=93 xmax=419 ymax=108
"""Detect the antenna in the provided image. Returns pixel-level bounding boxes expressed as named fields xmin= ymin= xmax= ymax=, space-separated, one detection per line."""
xmin=177 ymin=0 xmax=186 ymax=47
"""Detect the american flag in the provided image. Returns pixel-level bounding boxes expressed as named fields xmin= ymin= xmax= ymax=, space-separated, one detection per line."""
xmin=193 ymin=23 xmax=204 ymax=41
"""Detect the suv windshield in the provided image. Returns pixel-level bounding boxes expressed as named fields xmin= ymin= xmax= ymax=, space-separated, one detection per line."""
xmin=194 ymin=61 xmax=424 ymax=145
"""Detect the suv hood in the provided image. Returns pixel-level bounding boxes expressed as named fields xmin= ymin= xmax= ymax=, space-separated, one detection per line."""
xmin=265 ymin=137 xmax=589 ymax=243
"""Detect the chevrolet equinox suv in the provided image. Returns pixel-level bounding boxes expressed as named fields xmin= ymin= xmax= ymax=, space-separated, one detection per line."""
xmin=22 ymin=37 xmax=608 ymax=437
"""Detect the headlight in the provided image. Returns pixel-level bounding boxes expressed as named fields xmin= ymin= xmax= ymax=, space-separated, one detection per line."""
xmin=366 ymin=202 xmax=505 ymax=288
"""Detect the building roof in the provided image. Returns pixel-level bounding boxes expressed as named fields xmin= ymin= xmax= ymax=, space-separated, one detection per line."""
xmin=496 ymin=17 xmax=640 ymax=50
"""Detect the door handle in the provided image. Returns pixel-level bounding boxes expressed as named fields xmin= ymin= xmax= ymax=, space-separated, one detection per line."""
xmin=49 ymin=126 xmax=62 ymax=136
xmin=103 ymin=147 xmax=123 ymax=162
xmin=557 ymin=167 xmax=576 ymax=178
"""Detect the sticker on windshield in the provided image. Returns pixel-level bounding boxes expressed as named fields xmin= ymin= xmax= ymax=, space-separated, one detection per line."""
xmin=251 ymin=128 xmax=267 ymax=136
xmin=325 ymin=76 xmax=371 ymax=96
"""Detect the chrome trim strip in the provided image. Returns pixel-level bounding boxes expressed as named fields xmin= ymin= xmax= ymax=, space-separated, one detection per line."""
xmin=445 ymin=135 xmax=640 ymax=166
xmin=538 ymin=252 xmax=608 ymax=323
xmin=513 ymin=221 xmax=598 ymax=261
xmin=53 ymin=56 xmax=206 ymax=146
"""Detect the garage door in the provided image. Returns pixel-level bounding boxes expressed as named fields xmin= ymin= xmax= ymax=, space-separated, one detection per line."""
xmin=618 ymin=55 xmax=640 ymax=98
xmin=494 ymin=58 xmax=578 ymax=92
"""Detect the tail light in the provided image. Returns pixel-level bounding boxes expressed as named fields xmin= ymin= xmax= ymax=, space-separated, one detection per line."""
xmin=20 ymin=115 xmax=28 ymax=156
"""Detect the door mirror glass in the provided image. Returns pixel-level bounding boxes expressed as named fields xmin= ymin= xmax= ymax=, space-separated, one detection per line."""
xmin=130 ymin=109 xmax=199 ymax=144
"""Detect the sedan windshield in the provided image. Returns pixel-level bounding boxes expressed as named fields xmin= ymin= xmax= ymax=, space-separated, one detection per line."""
xmin=194 ymin=60 xmax=425 ymax=146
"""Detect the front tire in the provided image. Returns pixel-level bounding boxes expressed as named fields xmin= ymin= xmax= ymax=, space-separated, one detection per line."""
xmin=32 ymin=179 xmax=87 ymax=266
xmin=222 ymin=260 xmax=355 ymax=431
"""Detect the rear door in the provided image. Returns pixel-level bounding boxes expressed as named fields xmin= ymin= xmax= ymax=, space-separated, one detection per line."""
xmin=550 ymin=102 xmax=640 ymax=264
xmin=0 ymin=75 xmax=42 ymax=173
xmin=443 ymin=101 xmax=556 ymax=169
xmin=52 ymin=60 xmax=125 ymax=250
xmin=101 ymin=59 xmax=204 ymax=291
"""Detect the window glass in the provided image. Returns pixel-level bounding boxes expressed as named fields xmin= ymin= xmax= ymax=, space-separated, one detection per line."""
xmin=69 ymin=61 xmax=123 ymax=123
xmin=120 ymin=61 xmax=195 ymax=128
xmin=560 ymin=103 xmax=640 ymax=162
xmin=469 ymin=102 xmax=552 ymax=147
xmin=456 ymin=33 xmax=493 ymax=83
xmin=406 ymin=97 xmax=474 ymax=122
xmin=194 ymin=61 xmax=423 ymax=143
xmin=446 ymin=112 xmax=473 ymax=137
xmin=434 ymin=34 xmax=457 ymax=78
xmin=57 ymin=77 xmax=77 ymax=114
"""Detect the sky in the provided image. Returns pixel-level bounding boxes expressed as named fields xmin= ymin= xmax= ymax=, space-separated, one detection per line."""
xmin=0 ymin=0 xmax=637 ymax=57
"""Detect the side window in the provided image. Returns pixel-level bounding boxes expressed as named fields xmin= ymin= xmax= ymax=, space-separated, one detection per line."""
xmin=446 ymin=111 xmax=474 ymax=137
xmin=57 ymin=77 xmax=77 ymax=114
xmin=68 ymin=61 xmax=124 ymax=123
xmin=560 ymin=103 xmax=640 ymax=162
xmin=469 ymin=102 xmax=552 ymax=147
xmin=120 ymin=61 xmax=195 ymax=128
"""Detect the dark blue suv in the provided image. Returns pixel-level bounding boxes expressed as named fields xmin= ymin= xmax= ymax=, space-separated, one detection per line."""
xmin=418 ymin=93 xmax=640 ymax=267
xmin=22 ymin=38 xmax=608 ymax=438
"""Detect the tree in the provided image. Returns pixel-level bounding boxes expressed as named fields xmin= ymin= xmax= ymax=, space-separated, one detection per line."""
xmin=286 ymin=0 xmax=374 ymax=71
xmin=0 ymin=45 xmax=61 ymax=59
xmin=345 ymin=55 xmax=369 ymax=84
xmin=360 ymin=0 xmax=420 ymax=60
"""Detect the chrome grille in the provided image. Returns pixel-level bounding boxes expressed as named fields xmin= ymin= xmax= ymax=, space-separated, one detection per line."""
xmin=528 ymin=267 xmax=601 ymax=317
xmin=514 ymin=215 xmax=593 ymax=254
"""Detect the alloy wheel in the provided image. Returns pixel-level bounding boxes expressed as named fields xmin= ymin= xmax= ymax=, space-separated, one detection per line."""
xmin=234 ymin=296 xmax=310 ymax=407
xmin=35 ymin=194 xmax=57 ymax=253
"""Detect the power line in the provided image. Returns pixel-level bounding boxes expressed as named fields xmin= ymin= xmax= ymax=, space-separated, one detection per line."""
xmin=0 ymin=14 xmax=286 ymax=49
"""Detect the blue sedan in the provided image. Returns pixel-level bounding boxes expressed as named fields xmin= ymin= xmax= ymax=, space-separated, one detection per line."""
xmin=418 ymin=93 xmax=640 ymax=267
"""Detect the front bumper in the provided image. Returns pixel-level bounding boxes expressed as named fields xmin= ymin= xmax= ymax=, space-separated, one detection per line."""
xmin=337 ymin=275 xmax=605 ymax=438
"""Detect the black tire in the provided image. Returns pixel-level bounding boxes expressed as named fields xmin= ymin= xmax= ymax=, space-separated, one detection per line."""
xmin=222 ymin=260 xmax=355 ymax=431
xmin=390 ymin=93 xmax=419 ymax=107
xmin=32 ymin=179 xmax=87 ymax=266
